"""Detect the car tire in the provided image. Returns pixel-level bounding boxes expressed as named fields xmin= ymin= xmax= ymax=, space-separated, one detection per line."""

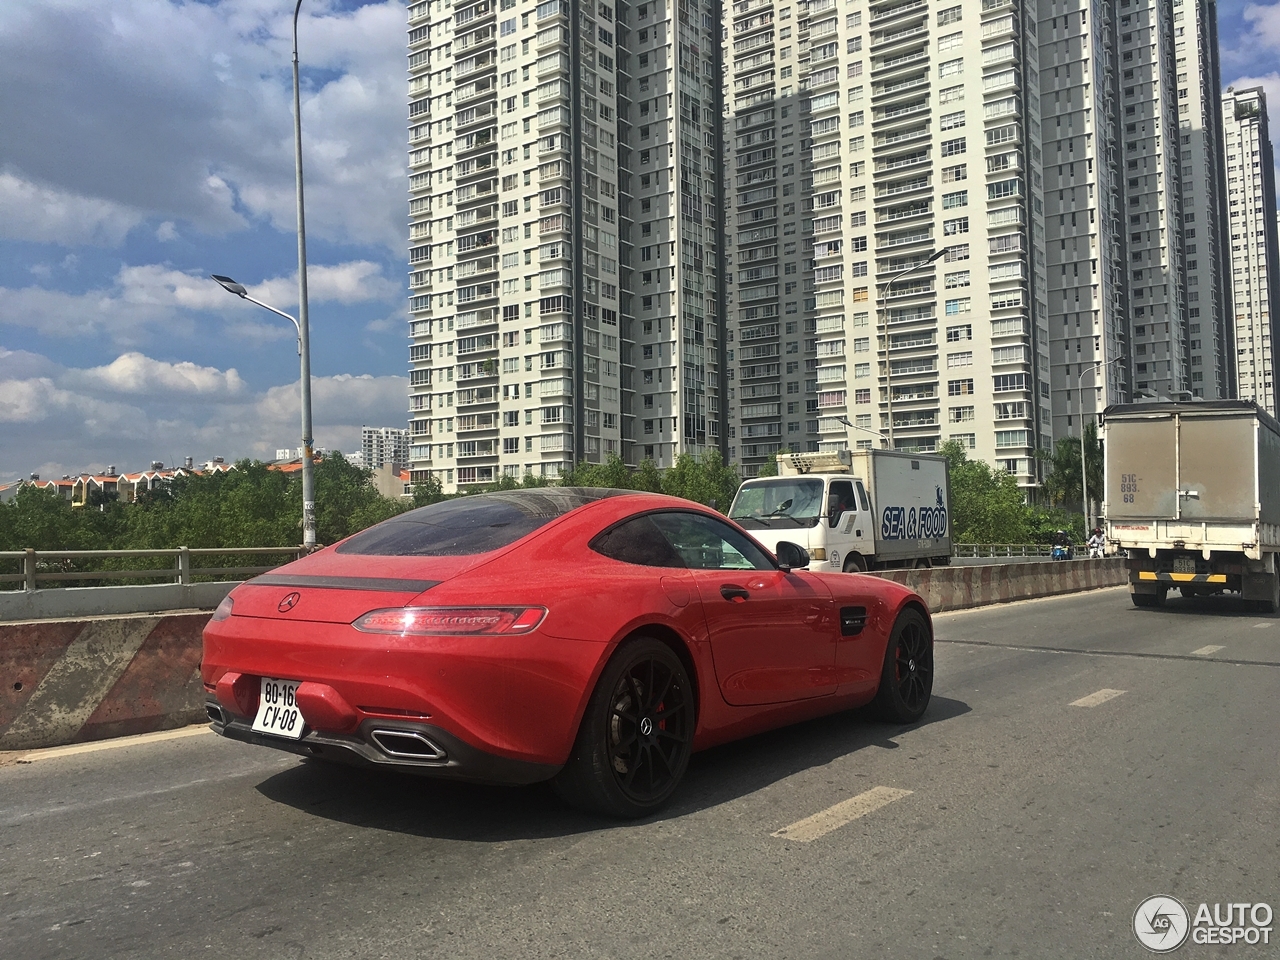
xmin=552 ymin=637 xmax=694 ymax=819
xmin=871 ymin=608 xmax=933 ymax=724
xmin=842 ymin=554 xmax=867 ymax=573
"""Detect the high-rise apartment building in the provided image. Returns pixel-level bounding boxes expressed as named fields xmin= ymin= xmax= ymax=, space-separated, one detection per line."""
xmin=1111 ymin=0 xmax=1188 ymax=401
xmin=724 ymin=0 xmax=1050 ymax=484
xmin=404 ymin=0 xmax=727 ymax=493
xmin=1222 ymin=86 xmax=1280 ymax=414
xmin=1039 ymin=0 xmax=1232 ymax=435
xmin=1176 ymin=0 xmax=1230 ymax=400
xmin=362 ymin=425 xmax=411 ymax=469
xmin=1038 ymin=0 xmax=1130 ymax=436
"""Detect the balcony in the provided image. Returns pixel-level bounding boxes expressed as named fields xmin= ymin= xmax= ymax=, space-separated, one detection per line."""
xmin=872 ymin=47 xmax=928 ymax=75
xmin=873 ymin=99 xmax=929 ymax=126
xmin=875 ymin=202 xmax=931 ymax=224
xmin=873 ymin=150 xmax=930 ymax=175
xmin=875 ymin=175 xmax=931 ymax=199
xmin=871 ymin=22 xmax=928 ymax=51
xmin=870 ymin=0 xmax=927 ymax=25
xmin=873 ymin=125 xmax=930 ymax=149
xmin=872 ymin=73 xmax=928 ymax=103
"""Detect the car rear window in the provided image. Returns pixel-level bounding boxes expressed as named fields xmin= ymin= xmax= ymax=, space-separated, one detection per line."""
xmin=336 ymin=488 xmax=625 ymax=557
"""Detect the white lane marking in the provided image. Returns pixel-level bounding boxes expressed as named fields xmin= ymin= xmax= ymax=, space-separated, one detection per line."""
xmin=771 ymin=786 xmax=913 ymax=842
xmin=1253 ymin=623 xmax=1273 ymax=629
xmin=11 ymin=725 xmax=212 ymax=764
xmin=1070 ymin=688 xmax=1126 ymax=708
xmin=1191 ymin=645 xmax=1226 ymax=656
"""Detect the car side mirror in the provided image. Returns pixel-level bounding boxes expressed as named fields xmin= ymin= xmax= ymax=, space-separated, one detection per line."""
xmin=775 ymin=541 xmax=810 ymax=572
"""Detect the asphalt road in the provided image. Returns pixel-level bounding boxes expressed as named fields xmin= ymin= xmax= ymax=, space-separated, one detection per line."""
xmin=2 ymin=586 xmax=1277 ymax=960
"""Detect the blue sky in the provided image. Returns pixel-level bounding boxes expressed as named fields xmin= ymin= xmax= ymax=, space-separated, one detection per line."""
xmin=0 ymin=0 xmax=1276 ymax=482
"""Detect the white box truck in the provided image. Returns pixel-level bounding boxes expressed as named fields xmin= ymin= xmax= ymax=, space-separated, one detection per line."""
xmin=1102 ymin=399 xmax=1280 ymax=610
xmin=728 ymin=449 xmax=952 ymax=572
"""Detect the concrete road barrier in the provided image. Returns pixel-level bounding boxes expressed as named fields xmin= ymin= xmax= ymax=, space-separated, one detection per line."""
xmin=0 ymin=560 xmax=1127 ymax=751
xmin=0 ymin=613 xmax=208 ymax=751
xmin=872 ymin=558 xmax=1127 ymax=612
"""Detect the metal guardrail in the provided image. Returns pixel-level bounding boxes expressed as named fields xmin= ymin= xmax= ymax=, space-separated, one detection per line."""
xmin=0 ymin=547 xmax=304 ymax=593
xmin=952 ymin=543 xmax=1064 ymax=559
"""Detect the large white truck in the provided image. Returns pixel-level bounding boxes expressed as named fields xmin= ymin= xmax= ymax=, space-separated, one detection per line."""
xmin=1102 ymin=400 xmax=1280 ymax=610
xmin=728 ymin=449 xmax=952 ymax=572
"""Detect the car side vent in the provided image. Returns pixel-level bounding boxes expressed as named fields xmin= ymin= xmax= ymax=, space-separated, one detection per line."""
xmin=840 ymin=606 xmax=868 ymax=636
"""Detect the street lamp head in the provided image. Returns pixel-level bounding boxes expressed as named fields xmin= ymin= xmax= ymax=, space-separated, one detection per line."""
xmin=834 ymin=416 xmax=854 ymax=428
xmin=926 ymin=249 xmax=946 ymax=263
xmin=211 ymin=275 xmax=248 ymax=297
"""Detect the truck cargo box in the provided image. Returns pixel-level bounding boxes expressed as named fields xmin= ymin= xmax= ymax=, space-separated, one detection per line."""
xmin=1103 ymin=399 xmax=1280 ymax=554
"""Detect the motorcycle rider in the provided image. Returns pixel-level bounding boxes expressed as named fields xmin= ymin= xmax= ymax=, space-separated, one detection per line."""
xmin=1087 ymin=527 xmax=1105 ymax=559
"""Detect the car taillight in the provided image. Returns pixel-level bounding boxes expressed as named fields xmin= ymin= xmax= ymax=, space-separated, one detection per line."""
xmin=211 ymin=595 xmax=235 ymax=622
xmin=352 ymin=606 xmax=547 ymax=636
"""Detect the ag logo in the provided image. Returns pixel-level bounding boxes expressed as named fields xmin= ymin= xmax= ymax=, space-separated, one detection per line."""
xmin=1134 ymin=895 xmax=1190 ymax=953
xmin=277 ymin=592 xmax=301 ymax=613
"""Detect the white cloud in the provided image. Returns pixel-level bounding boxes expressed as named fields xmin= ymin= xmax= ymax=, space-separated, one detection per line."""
xmin=0 ymin=171 xmax=144 ymax=247
xmin=0 ymin=260 xmax=400 ymax=345
xmin=0 ymin=0 xmax=406 ymax=252
xmin=248 ymin=260 xmax=402 ymax=310
xmin=156 ymin=221 xmax=179 ymax=242
xmin=0 ymin=348 xmax=407 ymax=481
xmin=70 ymin=352 xmax=247 ymax=397
xmin=1244 ymin=5 xmax=1280 ymax=53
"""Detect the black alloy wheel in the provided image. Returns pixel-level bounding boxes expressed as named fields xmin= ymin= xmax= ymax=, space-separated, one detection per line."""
xmin=872 ymin=608 xmax=933 ymax=723
xmin=604 ymin=651 xmax=691 ymax=804
xmin=553 ymin=638 xmax=694 ymax=818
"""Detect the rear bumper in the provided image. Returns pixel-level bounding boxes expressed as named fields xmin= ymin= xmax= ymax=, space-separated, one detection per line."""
xmin=206 ymin=700 xmax=561 ymax=785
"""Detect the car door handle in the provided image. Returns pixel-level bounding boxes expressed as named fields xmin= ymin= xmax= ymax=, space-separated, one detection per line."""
xmin=720 ymin=585 xmax=750 ymax=603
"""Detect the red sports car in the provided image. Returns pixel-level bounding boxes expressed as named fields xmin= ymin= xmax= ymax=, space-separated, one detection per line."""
xmin=202 ymin=488 xmax=933 ymax=817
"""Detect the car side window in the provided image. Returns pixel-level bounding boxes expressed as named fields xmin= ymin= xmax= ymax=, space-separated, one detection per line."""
xmin=590 ymin=515 xmax=686 ymax=567
xmin=648 ymin=512 xmax=775 ymax=571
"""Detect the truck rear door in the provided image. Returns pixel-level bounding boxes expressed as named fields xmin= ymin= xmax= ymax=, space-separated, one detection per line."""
xmin=1178 ymin=413 xmax=1256 ymax=521
xmin=1106 ymin=417 xmax=1177 ymax=519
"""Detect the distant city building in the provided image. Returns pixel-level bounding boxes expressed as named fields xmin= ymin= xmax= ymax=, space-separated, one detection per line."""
xmin=345 ymin=450 xmax=367 ymax=469
xmin=361 ymin=426 xmax=410 ymax=470
xmin=1222 ymin=86 xmax=1280 ymax=414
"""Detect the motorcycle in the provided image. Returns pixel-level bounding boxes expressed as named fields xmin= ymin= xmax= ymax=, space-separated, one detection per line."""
xmin=1051 ymin=530 xmax=1074 ymax=561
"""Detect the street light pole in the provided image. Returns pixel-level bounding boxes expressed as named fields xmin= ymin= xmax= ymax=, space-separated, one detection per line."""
xmin=880 ymin=249 xmax=946 ymax=450
xmin=834 ymin=415 xmax=887 ymax=446
xmin=291 ymin=0 xmax=316 ymax=550
xmin=1077 ymin=355 xmax=1124 ymax=532
xmin=211 ymin=275 xmax=316 ymax=548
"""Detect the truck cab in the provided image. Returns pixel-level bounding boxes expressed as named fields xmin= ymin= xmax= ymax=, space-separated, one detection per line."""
xmin=729 ymin=458 xmax=877 ymax=573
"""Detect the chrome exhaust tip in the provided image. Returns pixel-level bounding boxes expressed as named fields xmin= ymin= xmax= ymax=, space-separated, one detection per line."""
xmin=206 ymin=703 xmax=227 ymax=725
xmin=369 ymin=729 xmax=447 ymax=761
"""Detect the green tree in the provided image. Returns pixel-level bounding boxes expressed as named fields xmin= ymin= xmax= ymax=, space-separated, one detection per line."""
xmin=938 ymin=440 xmax=1030 ymax=544
xmin=1038 ymin=420 xmax=1102 ymax=520
xmin=660 ymin=451 xmax=741 ymax=513
xmin=560 ymin=454 xmax=635 ymax=490
xmin=756 ymin=452 xmax=779 ymax=477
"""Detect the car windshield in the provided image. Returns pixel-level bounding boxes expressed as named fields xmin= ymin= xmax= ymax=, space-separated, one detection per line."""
xmin=728 ymin=478 xmax=824 ymax=528
xmin=335 ymin=488 xmax=625 ymax=556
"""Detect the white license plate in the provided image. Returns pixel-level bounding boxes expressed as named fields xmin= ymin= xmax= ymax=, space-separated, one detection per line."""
xmin=1173 ymin=557 xmax=1196 ymax=574
xmin=251 ymin=677 xmax=305 ymax=739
